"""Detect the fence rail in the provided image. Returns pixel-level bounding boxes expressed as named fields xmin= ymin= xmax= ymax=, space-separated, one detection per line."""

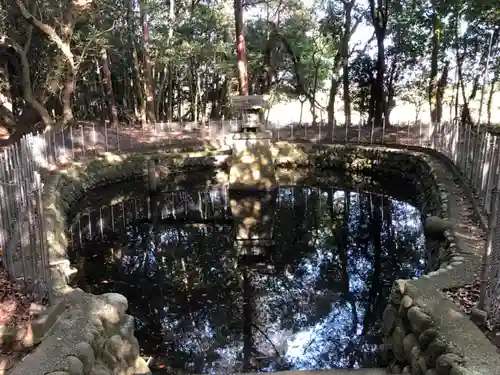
xmin=0 ymin=118 xmax=499 ymax=308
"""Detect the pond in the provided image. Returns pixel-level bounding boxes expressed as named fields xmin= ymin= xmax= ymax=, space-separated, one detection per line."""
xmin=69 ymin=185 xmax=427 ymax=374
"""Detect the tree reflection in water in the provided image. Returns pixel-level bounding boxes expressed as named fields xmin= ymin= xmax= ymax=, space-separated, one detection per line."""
xmin=70 ymin=187 xmax=426 ymax=374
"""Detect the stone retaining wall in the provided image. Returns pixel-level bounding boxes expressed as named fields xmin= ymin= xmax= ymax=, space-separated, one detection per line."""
xmin=8 ymin=290 xmax=151 ymax=375
xmin=45 ymin=293 xmax=148 ymax=375
xmin=274 ymin=142 xmax=443 ymax=214
xmin=42 ymin=150 xmax=230 ymax=292
xmin=381 ymin=279 xmax=472 ymax=375
xmin=274 ymin=142 xmax=458 ymax=271
xmin=33 ymin=142 xmax=493 ymax=375
xmin=273 ymin=143 xmax=489 ymax=375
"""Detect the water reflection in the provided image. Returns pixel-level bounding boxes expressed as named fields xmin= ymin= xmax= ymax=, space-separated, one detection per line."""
xmin=70 ymin=187 xmax=426 ymax=374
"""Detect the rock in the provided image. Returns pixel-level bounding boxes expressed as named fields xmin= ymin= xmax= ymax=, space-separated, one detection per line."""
xmin=91 ymin=364 xmax=112 ymax=375
xmin=11 ymin=325 xmax=34 ymax=351
xmin=126 ymin=336 xmax=140 ymax=365
xmin=132 ymin=357 xmax=152 ymax=375
xmin=46 ymin=373 xmax=70 ymax=375
xmin=449 ymin=366 xmax=475 ymax=375
xmin=407 ymin=306 xmax=434 ymax=334
xmin=97 ymin=303 xmax=122 ymax=327
xmin=104 ymin=335 xmax=136 ymax=363
xmin=91 ymin=317 xmax=105 ymax=334
xmin=400 ymin=295 xmax=414 ymax=313
xmin=120 ymin=315 xmax=135 ymax=339
xmin=418 ymin=357 xmax=427 ymax=374
xmin=389 ymin=363 xmax=402 ymax=374
xmin=424 ymin=339 xmax=448 ymax=367
xmin=403 ymin=333 xmax=418 ymax=360
xmin=379 ymin=344 xmax=390 ymax=363
xmin=66 ymin=356 xmax=84 ymax=375
xmin=92 ymin=336 xmax=107 ymax=356
xmin=391 ymin=280 xmax=408 ymax=305
xmin=74 ymin=341 xmax=96 ymax=373
xmin=419 ymin=329 xmax=438 ymax=350
xmin=383 ymin=305 xmax=400 ymax=335
xmin=402 ymin=365 xmax=411 ymax=375
xmin=101 ymin=293 xmax=128 ymax=316
xmin=392 ymin=326 xmax=407 ymax=362
xmin=424 ymin=216 xmax=452 ymax=240
xmin=0 ymin=356 xmax=14 ymax=373
xmin=470 ymin=307 xmax=487 ymax=327
xmin=435 ymin=353 xmax=465 ymax=375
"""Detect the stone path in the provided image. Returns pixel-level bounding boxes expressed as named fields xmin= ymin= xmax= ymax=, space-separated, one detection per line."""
xmin=424 ymin=156 xmax=486 ymax=287
xmin=373 ymin=145 xmax=500 ymax=374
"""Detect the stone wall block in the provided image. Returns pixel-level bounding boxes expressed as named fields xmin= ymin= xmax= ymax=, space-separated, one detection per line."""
xmin=418 ymin=357 xmax=428 ymax=374
xmin=392 ymin=326 xmax=408 ymax=363
xmin=104 ymin=335 xmax=136 ymax=364
xmin=400 ymin=295 xmax=414 ymax=315
xmin=411 ymin=345 xmax=423 ymax=375
xmin=131 ymin=357 xmax=152 ymax=375
xmin=407 ymin=306 xmax=434 ymax=334
xmin=74 ymin=341 xmax=95 ymax=374
xmin=383 ymin=305 xmax=400 ymax=335
xmin=98 ymin=303 xmax=124 ymax=327
xmin=389 ymin=362 xmax=402 ymax=374
xmin=448 ymin=366 xmax=477 ymax=375
xmin=391 ymin=280 xmax=408 ymax=306
xmin=66 ymin=355 xmax=84 ymax=375
xmin=403 ymin=333 xmax=419 ymax=360
xmin=91 ymin=317 xmax=105 ymax=336
xmin=424 ymin=338 xmax=448 ymax=368
xmin=119 ymin=315 xmax=135 ymax=340
xmin=90 ymin=363 xmax=112 ymax=375
xmin=435 ymin=353 xmax=465 ymax=375
xmin=418 ymin=329 xmax=438 ymax=350
xmin=91 ymin=336 xmax=107 ymax=358
xmin=100 ymin=294 xmax=128 ymax=316
xmin=122 ymin=336 xmax=140 ymax=365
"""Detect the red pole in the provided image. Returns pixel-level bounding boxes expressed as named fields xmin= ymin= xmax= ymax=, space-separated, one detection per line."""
xmin=234 ymin=0 xmax=248 ymax=96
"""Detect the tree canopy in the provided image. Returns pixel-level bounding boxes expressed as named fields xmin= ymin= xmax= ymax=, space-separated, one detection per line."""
xmin=0 ymin=0 xmax=498 ymax=137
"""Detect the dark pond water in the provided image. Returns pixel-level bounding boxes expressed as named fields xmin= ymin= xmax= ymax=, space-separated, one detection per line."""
xmin=69 ymin=186 xmax=427 ymax=374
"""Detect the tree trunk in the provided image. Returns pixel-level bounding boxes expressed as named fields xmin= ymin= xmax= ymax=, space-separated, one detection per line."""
xmin=1 ymin=37 xmax=53 ymax=138
xmin=99 ymin=48 xmax=119 ymax=126
xmin=342 ymin=1 xmax=354 ymax=128
xmin=234 ymin=0 xmax=249 ymax=96
xmin=139 ymin=0 xmax=156 ymax=124
xmin=327 ymin=76 xmax=341 ymax=127
xmin=15 ymin=0 xmax=92 ymax=133
xmin=429 ymin=0 xmax=441 ymax=124
xmin=374 ymin=34 xmax=386 ymax=127
xmin=369 ymin=0 xmax=388 ymax=127
xmin=487 ymin=68 xmax=499 ymax=125
xmin=127 ymin=0 xmax=146 ymax=128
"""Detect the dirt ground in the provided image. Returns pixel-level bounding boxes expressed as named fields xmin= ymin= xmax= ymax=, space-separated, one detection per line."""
xmin=445 ymin=281 xmax=500 ymax=353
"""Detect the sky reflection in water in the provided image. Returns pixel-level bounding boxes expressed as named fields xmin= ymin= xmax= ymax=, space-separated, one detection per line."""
xmin=70 ymin=186 xmax=426 ymax=374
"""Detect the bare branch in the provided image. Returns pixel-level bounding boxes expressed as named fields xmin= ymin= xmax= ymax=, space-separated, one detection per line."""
xmin=76 ymin=22 xmax=117 ymax=71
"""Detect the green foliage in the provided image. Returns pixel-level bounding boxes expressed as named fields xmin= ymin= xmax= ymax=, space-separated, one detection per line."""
xmin=0 ymin=0 xmax=498 ymax=129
